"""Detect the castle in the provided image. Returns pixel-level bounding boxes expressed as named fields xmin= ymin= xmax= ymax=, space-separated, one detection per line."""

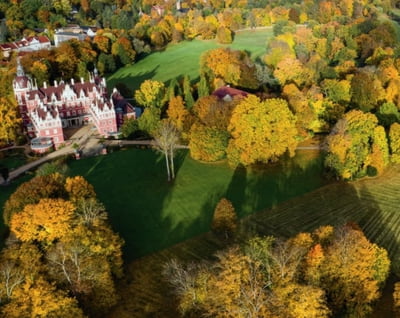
xmin=13 ymin=60 xmax=135 ymax=149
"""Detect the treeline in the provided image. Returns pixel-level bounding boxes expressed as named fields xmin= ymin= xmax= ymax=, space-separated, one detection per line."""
xmin=165 ymin=215 xmax=391 ymax=317
xmin=0 ymin=168 xmax=123 ymax=316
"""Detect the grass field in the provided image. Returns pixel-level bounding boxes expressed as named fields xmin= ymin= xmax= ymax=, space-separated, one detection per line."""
xmin=107 ymin=28 xmax=273 ymax=93
xmin=67 ymin=147 xmax=325 ymax=260
xmin=108 ymin=164 xmax=400 ymax=317
xmin=0 ymin=149 xmax=27 ymax=170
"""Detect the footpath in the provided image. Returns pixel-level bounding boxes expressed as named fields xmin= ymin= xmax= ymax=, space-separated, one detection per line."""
xmin=1 ymin=126 xmax=95 ymax=183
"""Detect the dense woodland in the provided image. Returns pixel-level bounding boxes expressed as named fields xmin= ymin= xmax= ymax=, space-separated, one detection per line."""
xmin=2 ymin=0 xmax=400 ymax=316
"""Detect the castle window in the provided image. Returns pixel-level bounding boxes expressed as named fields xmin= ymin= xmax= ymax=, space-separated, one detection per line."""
xmin=53 ymin=129 xmax=57 ymax=134
xmin=45 ymin=130 xmax=49 ymax=135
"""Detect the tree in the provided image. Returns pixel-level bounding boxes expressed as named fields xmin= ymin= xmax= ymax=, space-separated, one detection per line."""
xmin=211 ymin=198 xmax=237 ymax=239
xmin=197 ymin=73 xmax=210 ymax=98
xmin=138 ymin=107 xmax=161 ymax=136
xmin=183 ymin=75 xmax=195 ymax=109
xmin=0 ymin=98 xmax=21 ymax=145
xmin=65 ymin=176 xmax=96 ymax=202
xmin=135 ymin=80 xmax=166 ymax=109
xmin=216 ymin=26 xmax=232 ymax=44
xmin=153 ymin=120 xmax=180 ymax=181
xmin=189 ymin=122 xmax=229 ymax=162
xmin=318 ymin=224 xmax=390 ymax=316
xmin=351 ymin=71 xmax=385 ymax=112
xmin=325 ymin=110 xmax=388 ymax=179
xmin=389 ymin=122 xmax=400 ymax=163
xmin=376 ymin=102 xmax=400 ymax=127
xmin=3 ymin=173 xmax=65 ymax=225
xmin=227 ymin=95 xmax=298 ymax=167
xmin=120 ymin=117 xmax=139 ymax=139
xmin=274 ymin=57 xmax=313 ymax=88
xmin=201 ymin=48 xmax=258 ymax=89
xmin=167 ymin=96 xmax=192 ymax=138
xmin=10 ymin=198 xmax=76 ymax=244
xmin=1 ymin=277 xmax=85 ymax=318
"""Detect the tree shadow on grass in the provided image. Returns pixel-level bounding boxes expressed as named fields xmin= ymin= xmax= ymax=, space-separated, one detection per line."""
xmin=107 ymin=65 xmax=159 ymax=95
xmin=239 ymin=167 xmax=400 ymax=316
xmin=224 ymin=150 xmax=327 ymax=221
xmin=67 ymin=147 xmax=187 ymax=261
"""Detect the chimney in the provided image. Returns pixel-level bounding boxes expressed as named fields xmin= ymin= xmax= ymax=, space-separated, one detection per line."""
xmin=43 ymin=81 xmax=47 ymax=89
xmin=71 ymin=78 xmax=74 ymax=85
xmin=54 ymin=80 xmax=58 ymax=87
xmin=81 ymin=77 xmax=84 ymax=84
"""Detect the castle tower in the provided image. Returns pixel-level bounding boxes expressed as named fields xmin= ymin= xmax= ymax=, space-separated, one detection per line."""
xmin=13 ymin=59 xmax=35 ymax=102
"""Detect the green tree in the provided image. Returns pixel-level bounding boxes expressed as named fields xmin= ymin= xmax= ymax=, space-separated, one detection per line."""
xmin=376 ymin=102 xmax=400 ymax=127
xmin=198 ymin=73 xmax=210 ymax=98
xmin=183 ymin=75 xmax=195 ymax=109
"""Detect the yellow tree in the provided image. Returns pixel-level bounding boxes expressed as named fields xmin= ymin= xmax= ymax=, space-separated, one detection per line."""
xmin=318 ymin=225 xmax=390 ymax=316
xmin=135 ymin=80 xmax=166 ymax=108
xmin=227 ymin=95 xmax=298 ymax=166
xmin=211 ymin=198 xmax=237 ymax=239
xmin=3 ymin=173 xmax=65 ymax=225
xmin=65 ymin=175 xmax=96 ymax=202
xmin=389 ymin=122 xmax=400 ymax=163
xmin=167 ymin=95 xmax=192 ymax=137
xmin=0 ymin=97 xmax=21 ymax=145
xmin=10 ymin=198 xmax=75 ymax=244
xmin=1 ymin=277 xmax=85 ymax=318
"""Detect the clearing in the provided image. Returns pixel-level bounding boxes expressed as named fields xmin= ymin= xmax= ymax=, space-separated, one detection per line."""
xmin=107 ymin=28 xmax=273 ymax=93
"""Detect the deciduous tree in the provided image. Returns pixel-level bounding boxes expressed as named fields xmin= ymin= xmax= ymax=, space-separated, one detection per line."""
xmin=227 ymin=95 xmax=298 ymax=166
xmin=211 ymin=198 xmax=237 ymax=238
xmin=153 ymin=120 xmax=180 ymax=181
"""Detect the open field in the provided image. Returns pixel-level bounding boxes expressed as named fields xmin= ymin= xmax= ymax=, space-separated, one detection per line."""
xmin=107 ymin=28 xmax=273 ymax=93
xmin=67 ymin=147 xmax=325 ymax=260
xmin=109 ymin=164 xmax=400 ymax=317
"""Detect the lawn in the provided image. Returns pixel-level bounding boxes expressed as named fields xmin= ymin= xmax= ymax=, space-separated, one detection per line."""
xmin=109 ymin=163 xmax=400 ymax=317
xmin=0 ymin=148 xmax=27 ymax=170
xmin=107 ymin=28 xmax=273 ymax=93
xmin=67 ymin=147 xmax=325 ymax=260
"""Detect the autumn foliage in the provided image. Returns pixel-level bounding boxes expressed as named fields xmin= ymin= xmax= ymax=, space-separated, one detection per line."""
xmin=227 ymin=95 xmax=298 ymax=167
xmin=2 ymin=174 xmax=124 ymax=316
xmin=165 ymin=224 xmax=390 ymax=317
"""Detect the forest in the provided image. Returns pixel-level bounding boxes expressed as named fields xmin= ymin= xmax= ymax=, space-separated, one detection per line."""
xmin=2 ymin=0 xmax=400 ymax=316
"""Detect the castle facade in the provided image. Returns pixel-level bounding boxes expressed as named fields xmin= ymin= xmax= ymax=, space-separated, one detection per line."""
xmin=13 ymin=61 xmax=135 ymax=149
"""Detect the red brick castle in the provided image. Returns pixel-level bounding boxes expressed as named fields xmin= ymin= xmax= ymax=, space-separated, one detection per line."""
xmin=13 ymin=60 xmax=135 ymax=148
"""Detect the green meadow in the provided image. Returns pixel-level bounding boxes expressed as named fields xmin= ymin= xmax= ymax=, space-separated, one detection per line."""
xmin=67 ymin=147 xmax=325 ymax=260
xmin=107 ymin=28 xmax=273 ymax=93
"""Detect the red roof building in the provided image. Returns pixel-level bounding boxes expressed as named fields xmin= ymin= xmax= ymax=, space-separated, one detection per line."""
xmin=0 ymin=36 xmax=51 ymax=58
xmin=212 ymin=86 xmax=249 ymax=101
xmin=13 ymin=60 xmax=134 ymax=149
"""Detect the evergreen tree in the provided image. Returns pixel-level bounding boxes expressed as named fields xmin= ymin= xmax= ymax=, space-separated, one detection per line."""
xmin=198 ymin=73 xmax=210 ymax=98
xmin=183 ymin=75 xmax=195 ymax=109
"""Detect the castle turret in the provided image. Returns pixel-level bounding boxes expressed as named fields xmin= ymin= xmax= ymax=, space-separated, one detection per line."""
xmin=13 ymin=58 xmax=33 ymax=95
